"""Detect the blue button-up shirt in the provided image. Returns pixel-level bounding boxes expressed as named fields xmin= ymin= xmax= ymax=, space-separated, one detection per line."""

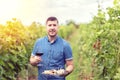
xmin=32 ymin=36 xmax=73 ymax=80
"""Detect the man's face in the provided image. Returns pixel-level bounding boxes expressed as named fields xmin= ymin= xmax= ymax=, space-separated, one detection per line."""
xmin=46 ymin=20 xmax=59 ymax=37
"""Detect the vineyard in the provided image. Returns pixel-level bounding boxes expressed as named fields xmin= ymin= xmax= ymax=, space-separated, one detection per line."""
xmin=0 ymin=0 xmax=120 ymax=80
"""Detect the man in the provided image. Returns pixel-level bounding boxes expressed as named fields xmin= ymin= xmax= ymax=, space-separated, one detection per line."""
xmin=30 ymin=16 xmax=74 ymax=80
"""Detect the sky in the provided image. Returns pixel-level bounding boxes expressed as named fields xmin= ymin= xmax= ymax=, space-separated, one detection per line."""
xmin=0 ymin=0 xmax=114 ymax=25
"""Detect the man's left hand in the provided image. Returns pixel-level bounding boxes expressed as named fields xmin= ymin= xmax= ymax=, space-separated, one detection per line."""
xmin=56 ymin=69 xmax=69 ymax=77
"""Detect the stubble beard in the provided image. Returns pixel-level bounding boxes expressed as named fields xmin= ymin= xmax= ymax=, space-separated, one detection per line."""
xmin=48 ymin=29 xmax=57 ymax=38
xmin=48 ymin=32 xmax=57 ymax=38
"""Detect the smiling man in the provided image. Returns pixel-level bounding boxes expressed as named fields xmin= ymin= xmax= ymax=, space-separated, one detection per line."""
xmin=30 ymin=16 xmax=74 ymax=80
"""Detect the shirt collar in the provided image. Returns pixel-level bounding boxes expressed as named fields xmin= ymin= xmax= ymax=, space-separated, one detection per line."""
xmin=45 ymin=35 xmax=58 ymax=44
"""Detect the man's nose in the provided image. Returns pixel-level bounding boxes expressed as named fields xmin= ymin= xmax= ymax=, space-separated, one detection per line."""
xmin=50 ymin=25 xmax=55 ymax=29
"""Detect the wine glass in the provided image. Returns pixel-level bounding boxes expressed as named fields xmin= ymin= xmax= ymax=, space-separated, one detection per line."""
xmin=36 ymin=52 xmax=44 ymax=66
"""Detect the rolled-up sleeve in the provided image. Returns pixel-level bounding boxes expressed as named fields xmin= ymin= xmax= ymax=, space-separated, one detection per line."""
xmin=63 ymin=42 xmax=73 ymax=60
xmin=31 ymin=39 xmax=39 ymax=56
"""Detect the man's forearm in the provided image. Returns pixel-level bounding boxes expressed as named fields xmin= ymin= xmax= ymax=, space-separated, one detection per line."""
xmin=65 ymin=65 xmax=74 ymax=74
xmin=30 ymin=56 xmax=38 ymax=66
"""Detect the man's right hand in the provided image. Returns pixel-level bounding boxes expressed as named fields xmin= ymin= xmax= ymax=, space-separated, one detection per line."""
xmin=30 ymin=55 xmax=42 ymax=66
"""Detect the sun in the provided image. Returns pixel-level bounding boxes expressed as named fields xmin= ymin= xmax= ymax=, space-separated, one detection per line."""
xmin=0 ymin=0 xmax=20 ymax=24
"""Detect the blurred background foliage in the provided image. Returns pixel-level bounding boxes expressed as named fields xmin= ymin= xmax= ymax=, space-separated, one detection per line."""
xmin=0 ymin=0 xmax=120 ymax=80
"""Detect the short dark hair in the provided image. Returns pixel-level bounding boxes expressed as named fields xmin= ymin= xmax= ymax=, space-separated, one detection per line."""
xmin=46 ymin=16 xmax=59 ymax=24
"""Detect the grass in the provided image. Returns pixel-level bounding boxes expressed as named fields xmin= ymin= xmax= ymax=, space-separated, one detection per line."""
xmin=66 ymin=28 xmax=81 ymax=80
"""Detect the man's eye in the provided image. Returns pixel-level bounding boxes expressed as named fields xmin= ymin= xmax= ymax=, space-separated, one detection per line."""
xmin=53 ymin=24 xmax=56 ymax=26
xmin=48 ymin=24 xmax=52 ymax=26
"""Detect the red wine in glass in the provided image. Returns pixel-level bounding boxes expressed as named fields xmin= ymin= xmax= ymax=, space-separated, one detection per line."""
xmin=36 ymin=52 xmax=43 ymax=56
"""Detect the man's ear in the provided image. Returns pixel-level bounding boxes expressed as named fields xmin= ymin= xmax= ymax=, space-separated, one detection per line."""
xmin=58 ymin=26 xmax=61 ymax=29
